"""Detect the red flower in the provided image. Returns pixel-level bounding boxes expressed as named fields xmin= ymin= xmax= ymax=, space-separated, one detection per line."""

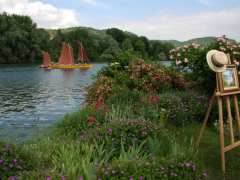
xmin=95 ymin=96 xmax=105 ymax=111
xmin=149 ymin=95 xmax=160 ymax=105
xmin=87 ymin=116 xmax=96 ymax=127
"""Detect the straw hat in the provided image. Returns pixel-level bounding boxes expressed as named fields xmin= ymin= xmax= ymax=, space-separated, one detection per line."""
xmin=206 ymin=50 xmax=229 ymax=72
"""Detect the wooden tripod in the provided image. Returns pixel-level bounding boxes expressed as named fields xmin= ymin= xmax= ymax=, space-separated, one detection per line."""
xmin=196 ymin=74 xmax=240 ymax=173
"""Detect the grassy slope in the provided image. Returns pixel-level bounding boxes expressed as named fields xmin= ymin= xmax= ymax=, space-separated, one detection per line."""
xmin=180 ymin=123 xmax=240 ymax=180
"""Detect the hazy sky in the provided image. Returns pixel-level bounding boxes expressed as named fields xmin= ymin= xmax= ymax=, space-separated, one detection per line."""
xmin=0 ymin=0 xmax=239 ymax=40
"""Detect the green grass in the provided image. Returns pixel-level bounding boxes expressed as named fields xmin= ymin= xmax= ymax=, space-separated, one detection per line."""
xmin=177 ymin=123 xmax=240 ymax=180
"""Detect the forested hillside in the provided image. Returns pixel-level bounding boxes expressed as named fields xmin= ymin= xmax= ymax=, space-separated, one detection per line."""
xmin=0 ymin=13 xmax=226 ymax=64
xmin=0 ymin=13 xmax=50 ymax=64
xmin=0 ymin=13 xmax=175 ymax=64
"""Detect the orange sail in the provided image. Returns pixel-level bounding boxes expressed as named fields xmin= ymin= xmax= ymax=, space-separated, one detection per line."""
xmin=41 ymin=51 xmax=52 ymax=68
xmin=58 ymin=42 xmax=75 ymax=65
xmin=78 ymin=42 xmax=89 ymax=63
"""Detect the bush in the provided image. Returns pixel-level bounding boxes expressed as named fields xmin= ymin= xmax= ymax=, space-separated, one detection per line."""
xmin=87 ymin=59 xmax=187 ymax=105
xmin=56 ymin=106 xmax=106 ymax=138
xmin=97 ymin=160 xmax=208 ymax=180
xmin=158 ymin=91 xmax=209 ymax=126
xmin=85 ymin=120 xmax=161 ymax=157
xmin=0 ymin=142 xmax=33 ymax=179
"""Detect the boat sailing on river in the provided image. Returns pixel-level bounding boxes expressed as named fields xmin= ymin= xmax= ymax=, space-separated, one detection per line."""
xmin=40 ymin=42 xmax=92 ymax=70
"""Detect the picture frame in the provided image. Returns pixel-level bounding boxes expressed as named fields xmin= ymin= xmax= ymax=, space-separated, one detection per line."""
xmin=217 ymin=64 xmax=240 ymax=93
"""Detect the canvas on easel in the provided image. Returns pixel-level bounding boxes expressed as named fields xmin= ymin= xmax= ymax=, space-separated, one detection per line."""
xmin=196 ymin=50 xmax=240 ymax=173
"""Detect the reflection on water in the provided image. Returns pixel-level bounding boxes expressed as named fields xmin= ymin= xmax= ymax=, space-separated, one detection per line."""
xmin=0 ymin=64 xmax=105 ymax=142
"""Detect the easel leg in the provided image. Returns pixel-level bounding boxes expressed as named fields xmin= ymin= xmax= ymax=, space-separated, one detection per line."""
xmin=218 ymin=96 xmax=226 ymax=173
xmin=196 ymin=93 xmax=215 ymax=146
xmin=233 ymin=95 xmax=240 ymax=133
xmin=226 ymin=97 xmax=234 ymax=144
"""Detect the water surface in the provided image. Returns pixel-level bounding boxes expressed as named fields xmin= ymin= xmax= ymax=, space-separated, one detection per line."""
xmin=0 ymin=64 xmax=105 ymax=142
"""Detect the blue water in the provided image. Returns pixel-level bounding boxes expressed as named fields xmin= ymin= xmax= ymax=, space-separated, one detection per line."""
xmin=0 ymin=64 xmax=105 ymax=142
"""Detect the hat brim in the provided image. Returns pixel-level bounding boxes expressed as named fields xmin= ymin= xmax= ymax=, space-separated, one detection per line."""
xmin=207 ymin=50 xmax=226 ymax=72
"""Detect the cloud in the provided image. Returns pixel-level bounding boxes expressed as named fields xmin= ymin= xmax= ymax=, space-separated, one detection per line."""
xmin=111 ymin=8 xmax=240 ymax=40
xmin=0 ymin=0 xmax=80 ymax=28
xmin=79 ymin=0 xmax=98 ymax=5
xmin=197 ymin=0 xmax=211 ymax=5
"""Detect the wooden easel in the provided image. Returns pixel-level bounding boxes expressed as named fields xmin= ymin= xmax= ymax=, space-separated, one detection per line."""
xmin=196 ymin=67 xmax=240 ymax=173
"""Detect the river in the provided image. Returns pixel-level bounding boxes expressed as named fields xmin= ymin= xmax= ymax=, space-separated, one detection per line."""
xmin=0 ymin=63 xmax=105 ymax=142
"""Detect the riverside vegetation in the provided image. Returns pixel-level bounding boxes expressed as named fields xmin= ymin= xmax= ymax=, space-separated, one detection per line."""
xmin=1 ymin=13 xmax=240 ymax=180
xmin=3 ymin=42 xmax=240 ymax=179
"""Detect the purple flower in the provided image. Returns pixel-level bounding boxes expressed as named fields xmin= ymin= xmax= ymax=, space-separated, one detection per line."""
xmin=12 ymin=159 xmax=17 ymax=165
xmin=0 ymin=159 xmax=4 ymax=165
xmin=4 ymin=144 xmax=11 ymax=151
xmin=107 ymin=128 xmax=113 ymax=135
xmin=79 ymin=176 xmax=84 ymax=180
xmin=61 ymin=176 xmax=66 ymax=180
xmin=8 ymin=176 xmax=18 ymax=180
xmin=139 ymin=176 xmax=143 ymax=180
xmin=202 ymin=172 xmax=208 ymax=178
xmin=46 ymin=176 xmax=51 ymax=180
xmin=129 ymin=177 xmax=134 ymax=180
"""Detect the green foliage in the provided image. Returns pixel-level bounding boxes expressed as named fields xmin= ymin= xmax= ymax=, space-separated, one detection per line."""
xmin=56 ymin=106 xmax=106 ymax=138
xmin=0 ymin=141 xmax=33 ymax=179
xmin=88 ymin=120 xmax=160 ymax=157
xmin=0 ymin=13 xmax=50 ymax=64
xmin=158 ymin=91 xmax=209 ymax=126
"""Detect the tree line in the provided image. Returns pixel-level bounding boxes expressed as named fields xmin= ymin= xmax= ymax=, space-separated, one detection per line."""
xmin=0 ymin=13 xmax=174 ymax=64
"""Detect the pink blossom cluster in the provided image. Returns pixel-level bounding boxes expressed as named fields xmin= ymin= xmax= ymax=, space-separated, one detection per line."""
xmin=216 ymin=35 xmax=240 ymax=65
xmin=169 ymin=42 xmax=201 ymax=66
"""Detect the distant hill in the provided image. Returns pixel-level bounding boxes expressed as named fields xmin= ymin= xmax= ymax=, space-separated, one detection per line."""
xmin=162 ymin=37 xmax=217 ymax=47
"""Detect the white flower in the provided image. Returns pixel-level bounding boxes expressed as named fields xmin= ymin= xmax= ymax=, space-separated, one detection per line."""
xmin=170 ymin=55 xmax=174 ymax=60
xmin=176 ymin=60 xmax=182 ymax=65
xmin=220 ymin=47 xmax=226 ymax=51
xmin=177 ymin=53 xmax=181 ymax=57
xmin=184 ymin=58 xmax=189 ymax=63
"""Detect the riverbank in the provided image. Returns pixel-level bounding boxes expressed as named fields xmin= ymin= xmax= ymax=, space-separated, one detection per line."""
xmin=1 ymin=59 xmax=239 ymax=179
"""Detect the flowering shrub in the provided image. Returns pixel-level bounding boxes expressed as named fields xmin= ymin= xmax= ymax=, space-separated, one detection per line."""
xmin=169 ymin=35 xmax=240 ymax=92
xmin=158 ymin=91 xmax=209 ymax=126
xmin=56 ymin=106 xmax=106 ymax=138
xmin=0 ymin=142 xmax=32 ymax=179
xmin=215 ymin=35 xmax=240 ymax=65
xmin=87 ymin=120 xmax=161 ymax=157
xmin=97 ymin=160 xmax=208 ymax=180
xmin=130 ymin=59 xmax=173 ymax=92
xmin=88 ymin=59 xmax=186 ymax=105
xmin=169 ymin=42 xmax=201 ymax=68
xmin=86 ymin=75 xmax=126 ymax=104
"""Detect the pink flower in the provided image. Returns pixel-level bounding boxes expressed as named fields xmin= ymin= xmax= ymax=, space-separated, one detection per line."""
xmin=234 ymin=60 xmax=239 ymax=66
xmin=176 ymin=60 xmax=182 ymax=65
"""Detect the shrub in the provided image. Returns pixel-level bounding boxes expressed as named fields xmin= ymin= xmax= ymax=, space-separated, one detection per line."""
xmin=56 ymin=106 xmax=106 ymax=138
xmin=97 ymin=160 xmax=208 ymax=180
xmin=86 ymin=120 xmax=161 ymax=157
xmin=0 ymin=142 xmax=33 ymax=179
xmin=158 ymin=91 xmax=209 ymax=126
xmin=169 ymin=36 xmax=240 ymax=93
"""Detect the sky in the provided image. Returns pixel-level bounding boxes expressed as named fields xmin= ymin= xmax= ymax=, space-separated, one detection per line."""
xmin=0 ymin=0 xmax=239 ymax=41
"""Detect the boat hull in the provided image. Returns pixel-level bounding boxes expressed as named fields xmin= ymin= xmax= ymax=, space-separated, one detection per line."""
xmin=51 ymin=64 xmax=93 ymax=69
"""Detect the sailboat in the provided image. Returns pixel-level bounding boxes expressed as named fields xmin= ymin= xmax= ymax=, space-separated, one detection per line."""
xmin=40 ymin=51 xmax=52 ymax=69
xmin=51 ymin=42 xmax=92 ymax=69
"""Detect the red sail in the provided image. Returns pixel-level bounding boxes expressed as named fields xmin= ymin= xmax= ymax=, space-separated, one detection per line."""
xmin=78 ymin=42 xmax=89 ymax=63
xmin=58 ymin=42 xmax=74 ymax=65
xmin=42 ymin=51 xmax=52 ymax=67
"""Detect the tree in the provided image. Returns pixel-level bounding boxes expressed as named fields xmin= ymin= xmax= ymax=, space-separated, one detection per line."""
xmin=0 ymin=13 xmax=50 ymax=64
